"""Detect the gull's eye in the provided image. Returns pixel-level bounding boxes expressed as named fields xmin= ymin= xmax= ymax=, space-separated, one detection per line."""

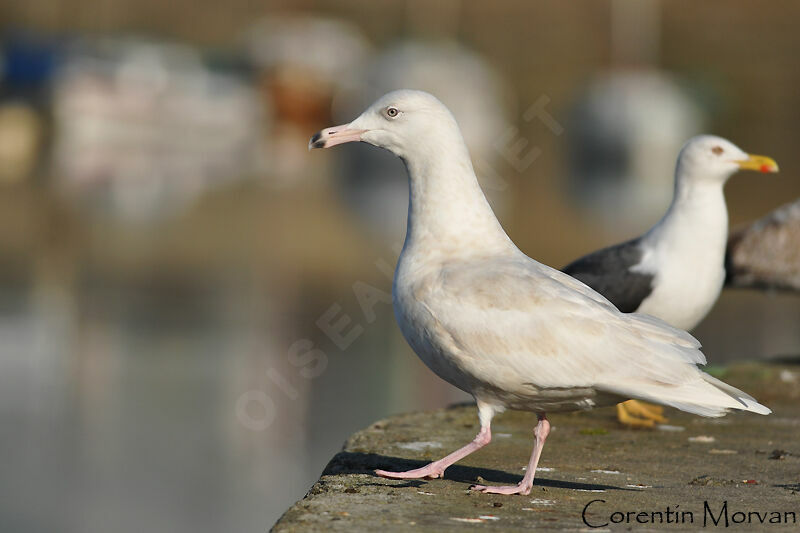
xmin=711 ymin=146 xmax=724 ymax=155
xmin=385 ymin=106 xmax=399 ymax=118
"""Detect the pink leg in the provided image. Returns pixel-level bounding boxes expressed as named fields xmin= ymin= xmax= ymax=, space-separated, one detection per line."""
xmin=375 ymin=402 xmax=496 ymax=480
xmin=375 ymin=425 xmax=491 ymax=479
xmin=471 ymin=414 xmax=550 ymax=495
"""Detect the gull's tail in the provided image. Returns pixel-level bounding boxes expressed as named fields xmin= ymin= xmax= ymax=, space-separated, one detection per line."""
xmin=603 ymin=312 xmax=771 ymax=418
xmin=625 ymin=370 xmax=771 ymax=418
xmin=697 ymin=373 xmax=771 ymax=416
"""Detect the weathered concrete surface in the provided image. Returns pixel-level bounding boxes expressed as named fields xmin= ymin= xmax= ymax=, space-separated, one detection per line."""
xmin=273 ymin=362 xmax=800 ymax=531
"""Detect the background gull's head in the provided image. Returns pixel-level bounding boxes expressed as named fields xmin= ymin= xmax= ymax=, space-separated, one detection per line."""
xmin=676 ymin=135 xmax=778 ymax=185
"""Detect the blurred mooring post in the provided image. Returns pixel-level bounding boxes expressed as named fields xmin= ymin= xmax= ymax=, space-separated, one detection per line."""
xmin=567 ymin=0 xmax=707 ymax=231
xmin=726 ymin=198 xmax=800 ymax=292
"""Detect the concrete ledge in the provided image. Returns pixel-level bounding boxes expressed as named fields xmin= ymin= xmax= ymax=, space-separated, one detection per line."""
xmin=273 ymin=362 xmax=800 ymax=531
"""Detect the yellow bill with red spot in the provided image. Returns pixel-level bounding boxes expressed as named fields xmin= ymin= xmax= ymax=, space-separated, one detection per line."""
xmin=736 ymin=154 xmax=779 ymax=173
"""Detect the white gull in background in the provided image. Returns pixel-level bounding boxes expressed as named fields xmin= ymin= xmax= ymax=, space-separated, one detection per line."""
xmin=562 ymin=135 xmax=778 ymax=426
xmin=309 ymin=90 xmax=770 ymax=496
xmin=564 ymin=135 xmax=778 ymax=328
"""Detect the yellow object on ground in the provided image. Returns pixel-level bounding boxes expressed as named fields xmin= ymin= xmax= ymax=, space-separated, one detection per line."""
xmin=616 ymin=400 xmax=667 ymax=428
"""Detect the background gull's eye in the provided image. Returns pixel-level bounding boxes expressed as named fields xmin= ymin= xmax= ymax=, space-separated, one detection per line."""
xmin=712 ymin=146 xmax=724 ymax=155
xmin=386 ymin=107 xmax=399 ymax=118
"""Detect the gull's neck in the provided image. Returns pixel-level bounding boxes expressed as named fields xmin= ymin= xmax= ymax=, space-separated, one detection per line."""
xmin=644 ymin=171 xmax=728 ymax=254
xmin=400 ymin=138 xmax=514 ymax=260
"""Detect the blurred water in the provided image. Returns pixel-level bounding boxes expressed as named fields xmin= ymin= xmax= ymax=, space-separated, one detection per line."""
xmin=0 ymin=263 xmax=469 ymax=532
xmin=1 ymin=283 xmax=284 ymax=533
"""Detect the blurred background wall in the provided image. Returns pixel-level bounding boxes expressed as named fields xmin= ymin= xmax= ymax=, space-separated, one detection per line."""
xmin=1 ymin=1 xmax=799 ymax=531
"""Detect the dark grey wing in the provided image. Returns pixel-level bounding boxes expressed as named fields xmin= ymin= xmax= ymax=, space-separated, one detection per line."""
xmin=562 ymin=238 xmax=654 ymax=313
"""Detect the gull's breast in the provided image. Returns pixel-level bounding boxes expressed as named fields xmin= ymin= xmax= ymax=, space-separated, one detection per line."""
xmin=635 ymin=259 xmax=725 ymax=331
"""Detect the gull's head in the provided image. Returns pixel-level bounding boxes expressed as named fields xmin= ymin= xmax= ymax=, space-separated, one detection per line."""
xmin=309 ymin=90 xmax=462 ymax=158
xmin=676 ymin=135 xmax=779 ymax=184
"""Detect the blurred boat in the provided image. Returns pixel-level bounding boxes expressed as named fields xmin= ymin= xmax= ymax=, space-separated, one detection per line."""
xmin=51 ymin=37 xmax=263 ymax=221
xmin=245 ymin=16 xmax=372 ymax=187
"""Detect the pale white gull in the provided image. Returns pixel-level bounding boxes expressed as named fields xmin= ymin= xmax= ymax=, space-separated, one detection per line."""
xmin=309 ymin=90 xmax=770 ymax=496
